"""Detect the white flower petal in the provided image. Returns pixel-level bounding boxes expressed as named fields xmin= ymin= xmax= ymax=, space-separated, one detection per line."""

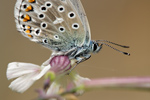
xmin=73 ymin=74 xmax=90 ymax=86
xmin=42 ymin=57 xmax=52 ymax=67
xmin=72 ymin=74 xmax=90 ymax=95
xmin=46 ymin=82 xmax=60 ymax=95
xmin=7 ymin=62 xmax=51 ymax=93
xmin=9 ymin=73 xmax=38 ymax=93
xmin=7 ymin=62 xmax=40 ymax=80
xmin=33 ymin=64 xmax=51 ymax=80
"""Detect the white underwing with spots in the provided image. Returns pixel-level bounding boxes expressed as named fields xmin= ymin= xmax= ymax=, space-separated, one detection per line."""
xmin=14 ymin=0 xmax=130 ymax=70
xmin=15 ymin=0 xmax=87 ymax=50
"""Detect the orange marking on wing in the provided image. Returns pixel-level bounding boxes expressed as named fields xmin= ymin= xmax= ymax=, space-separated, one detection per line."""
xmin=23 ymin=19 xmax=28 ymax=22
xmin=23 ymin=15 xmax=31 ymax=22
xmin=27 ymin=34 xmax=33 ymax=38
xmin=25 ymin=5 xmax=33 ymax=12
xmin=28 ymin=0 xmax=35 ymax=3
xmin=26 ymin=30 xmax=31 ymax=33
xmin=27 ymin=26 xmax=31 ymax=29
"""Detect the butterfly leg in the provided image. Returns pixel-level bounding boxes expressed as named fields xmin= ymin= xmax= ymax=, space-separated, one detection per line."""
xmin=65 ymin=48 xmax=78 ymax=58
xmin=76 ymin=54 xmax=91 ymax=63
xmin=68 ymin=54 xmax=91 ymax=74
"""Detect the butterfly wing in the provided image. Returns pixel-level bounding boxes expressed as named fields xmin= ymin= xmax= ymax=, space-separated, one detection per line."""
xmin=69 ymin=0 xmax=91 ymax=46
xmin=14 ymin=0 xmax=87 ymax=52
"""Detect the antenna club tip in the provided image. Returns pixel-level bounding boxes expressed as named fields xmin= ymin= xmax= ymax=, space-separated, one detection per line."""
xmin=123 ymin=46 xmax=130 ymax=48
xmin=123 ymin=52 xmax=130 ymax=56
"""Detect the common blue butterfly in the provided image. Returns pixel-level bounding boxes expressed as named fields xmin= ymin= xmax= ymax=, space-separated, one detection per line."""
xmin=14 ymin=0 xmax=130 ymax=70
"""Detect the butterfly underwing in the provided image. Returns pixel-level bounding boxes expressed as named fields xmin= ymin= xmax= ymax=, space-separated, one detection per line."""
xmin=14 ymin=0 xmax=130 ymax=69
xmin=14 ymin=0 xmax=91 ymax=51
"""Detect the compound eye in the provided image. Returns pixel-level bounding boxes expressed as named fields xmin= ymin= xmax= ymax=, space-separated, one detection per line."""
xmin=93 ymin=43 xmax=98 ymax=51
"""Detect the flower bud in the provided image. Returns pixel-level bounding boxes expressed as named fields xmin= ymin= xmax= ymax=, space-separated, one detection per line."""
xmin=49 ymin=55 xmax=71 ymax=75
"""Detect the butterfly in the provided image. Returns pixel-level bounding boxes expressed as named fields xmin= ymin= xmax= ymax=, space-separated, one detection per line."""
xmin=14 ymin=0 xmax=130 ymax=70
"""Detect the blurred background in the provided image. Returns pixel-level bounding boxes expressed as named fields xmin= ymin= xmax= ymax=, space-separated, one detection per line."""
xmin=1 ymin=0 xmax=150 ymax=100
